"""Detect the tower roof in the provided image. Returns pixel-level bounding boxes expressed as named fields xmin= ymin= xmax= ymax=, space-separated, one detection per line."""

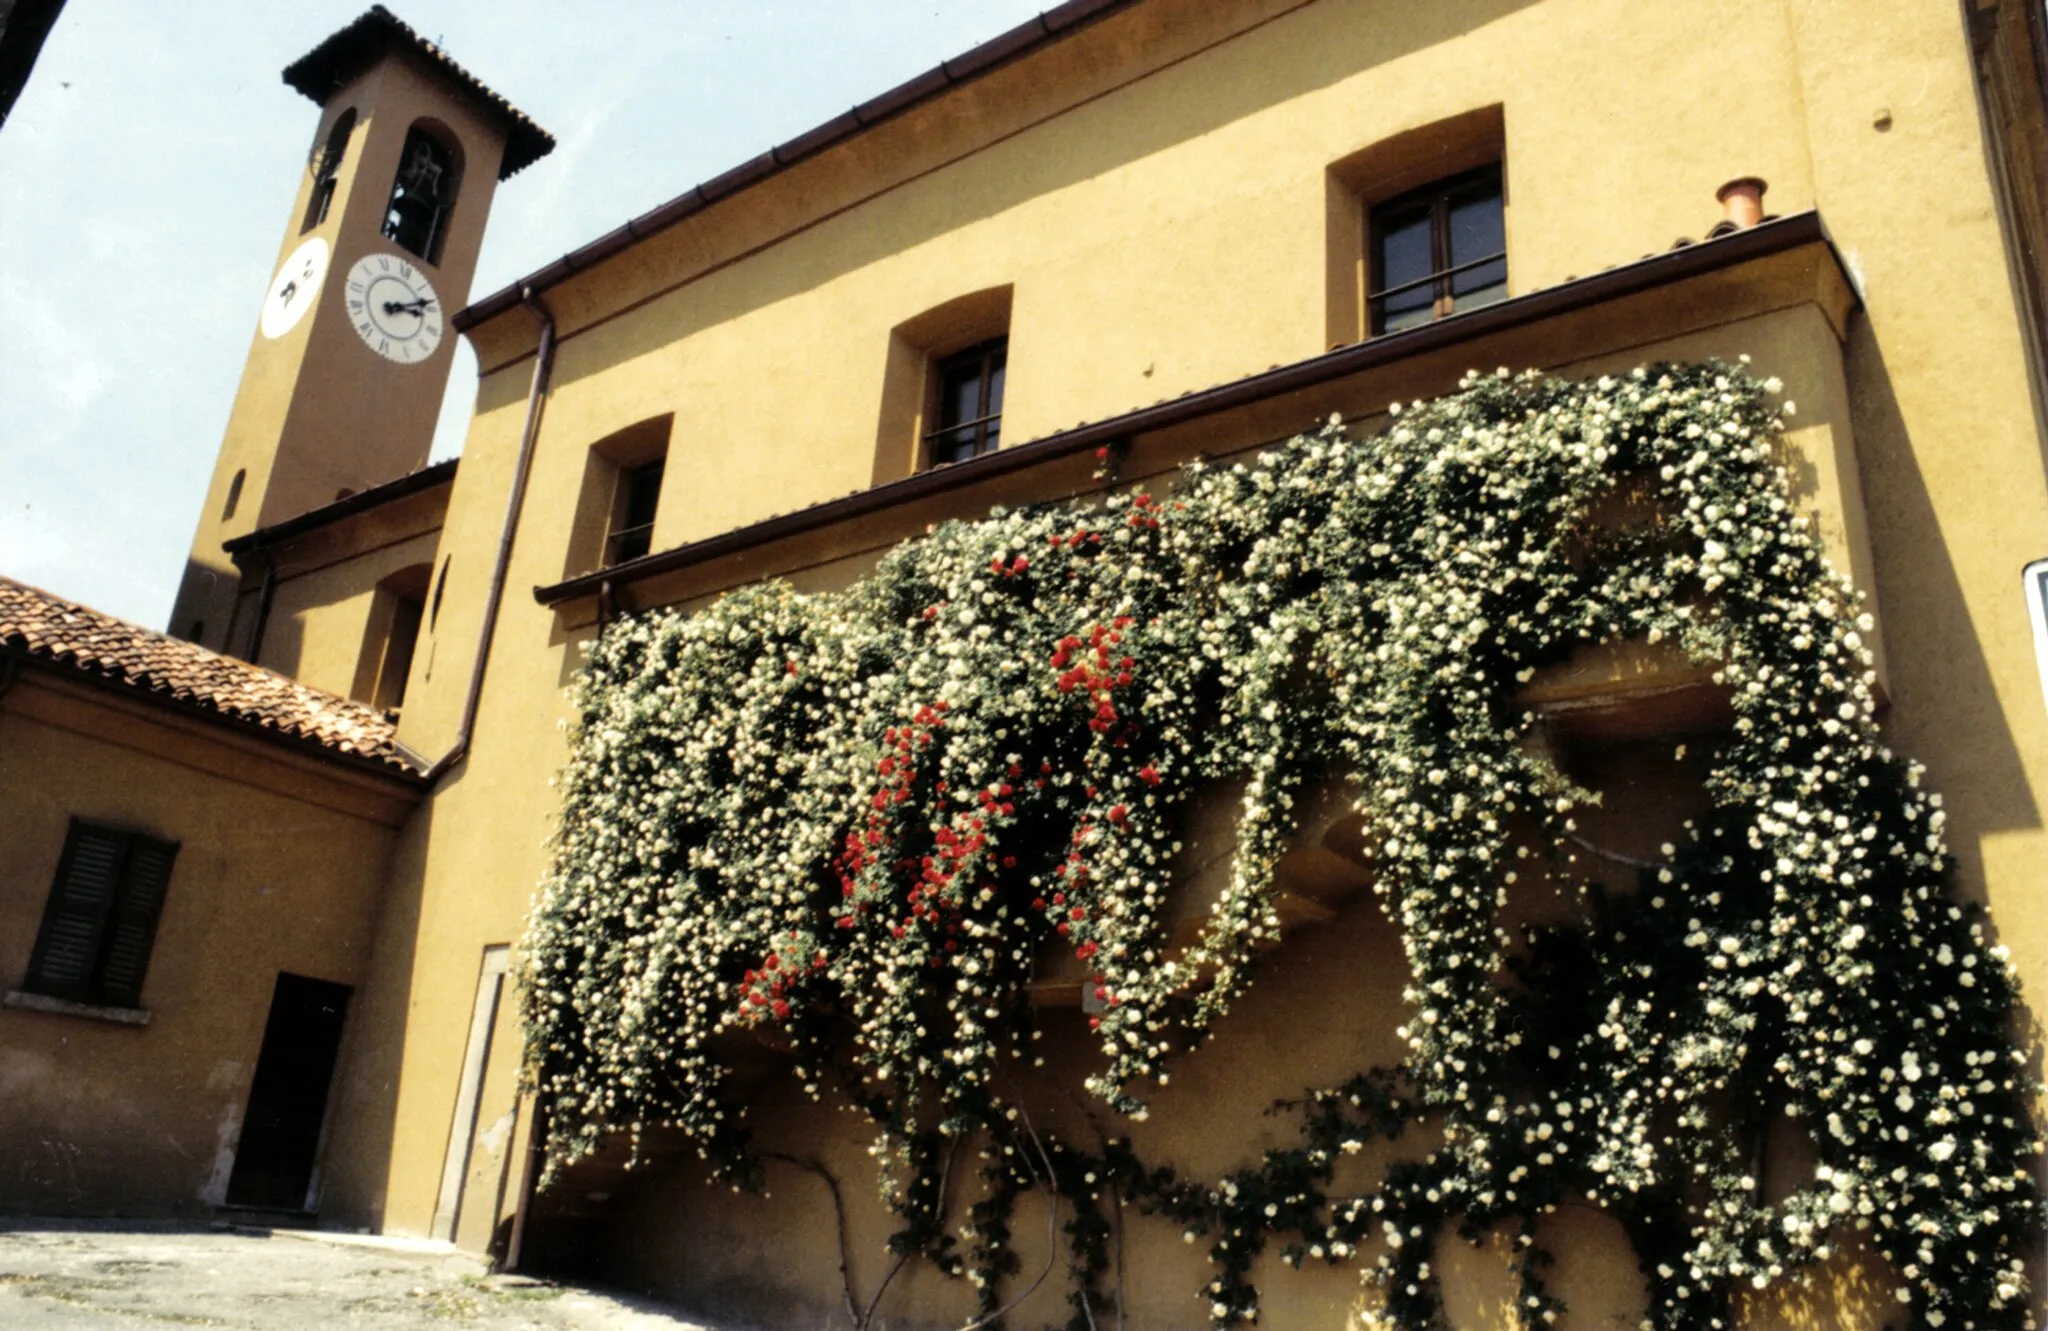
xmin=281 ymin=4 xmax=553 ymax=179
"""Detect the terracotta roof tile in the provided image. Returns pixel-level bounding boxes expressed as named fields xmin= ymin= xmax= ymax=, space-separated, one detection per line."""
xmin=281 ymin=5 xmax=554 ymax=179
xmin=0 ymin=576 xmax=419 ymax=776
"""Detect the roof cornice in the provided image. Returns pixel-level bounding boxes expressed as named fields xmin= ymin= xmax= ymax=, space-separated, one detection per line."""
xmin=282 ymin=4 xmax=554 ymax=178
xmin=454 ymin=0 xmax=1133 ymax=333
xmin=223 ymin=458 xmax=458 ymax=554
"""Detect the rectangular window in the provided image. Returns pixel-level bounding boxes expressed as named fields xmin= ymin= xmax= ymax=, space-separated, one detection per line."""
xmin=605 ymin=457 xmax=666 ymax=566
xmin=23 ymin=821 xmax=179 ymax=1010
xmin=924 ymin=337 xmax=1007 ymax=467
xmin=1369 ymin=165 xmax=1506 ymax=336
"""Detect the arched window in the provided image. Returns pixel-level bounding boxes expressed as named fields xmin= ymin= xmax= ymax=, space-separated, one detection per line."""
xmin=221 ymin=469 xmax=245 ymax=521
xmin=352 ymin=564 xmax=432 ymax=712
xmin=301 ymin=108 xmax=356 ymax=233
xmin=382 ymin=123 xmax=462 ymax=265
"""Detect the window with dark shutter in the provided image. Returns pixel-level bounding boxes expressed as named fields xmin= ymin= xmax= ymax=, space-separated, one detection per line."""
xmin=22 ymin=821 xmax=179 ymax=1010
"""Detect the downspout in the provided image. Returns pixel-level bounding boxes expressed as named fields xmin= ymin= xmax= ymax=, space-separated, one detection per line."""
xmin=244 ymin=549 xmax=279 ymax=664
xmin=420 ymin=288 xmax=556 ymax=784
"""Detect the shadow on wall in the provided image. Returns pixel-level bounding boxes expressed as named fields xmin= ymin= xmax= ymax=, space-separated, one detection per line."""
xmin=1841 ymin=315 xmax=2041 ymax=852
xmin=312 ymin=813 xmax=425 ymax=1232
xmin=546 ymin=0 xmax=1544 ymax=396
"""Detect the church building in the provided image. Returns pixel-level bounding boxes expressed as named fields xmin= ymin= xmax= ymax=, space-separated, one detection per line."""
xmin=4 ymin=2 xmax=2048 ymax=1327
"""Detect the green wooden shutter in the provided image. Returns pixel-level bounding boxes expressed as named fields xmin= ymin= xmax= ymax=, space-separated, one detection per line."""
xmin=23 ymin=823 xmax=130 ymax=1003
xmin=93 ymin=834 xmax=178 ymax=1008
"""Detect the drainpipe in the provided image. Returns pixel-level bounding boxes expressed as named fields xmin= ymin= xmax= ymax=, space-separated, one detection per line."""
xmin=244 ymin=551 xmax=279 ymax=664
xmin=420 ymin=287 xmax=557 ymax=784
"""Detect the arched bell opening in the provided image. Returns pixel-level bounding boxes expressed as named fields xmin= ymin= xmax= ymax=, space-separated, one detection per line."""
xmin=381 ymin=120 xmax=463 ymax=265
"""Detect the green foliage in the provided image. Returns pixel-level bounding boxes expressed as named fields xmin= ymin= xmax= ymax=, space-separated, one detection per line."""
xmin=526 ymin=363 xmax=2041 ymax=1329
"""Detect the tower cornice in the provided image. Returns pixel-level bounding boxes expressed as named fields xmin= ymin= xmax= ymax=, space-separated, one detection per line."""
xmin=281 ymin=4 xmax=553 ymax=178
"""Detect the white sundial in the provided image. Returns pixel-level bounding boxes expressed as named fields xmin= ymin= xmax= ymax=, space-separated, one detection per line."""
xmin=344 ymin=251 xmax=444 ymax=364
xmin=259 ymin=237 xmax=329 ymax=340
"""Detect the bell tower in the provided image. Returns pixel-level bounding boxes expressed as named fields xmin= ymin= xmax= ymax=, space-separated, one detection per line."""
xmin=169 ymin=6 xmax=551 ymax=650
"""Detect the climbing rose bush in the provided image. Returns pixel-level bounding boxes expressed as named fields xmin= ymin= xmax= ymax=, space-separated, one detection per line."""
xmin=526 ymin=363 xmax=2041 ymax=1329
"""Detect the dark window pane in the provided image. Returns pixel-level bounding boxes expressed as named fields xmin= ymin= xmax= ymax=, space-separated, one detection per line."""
xmin=1368 ymin=165 xmax=1508 ymax=334
xmin=606 ymin=458 xmax=666 ymax=565
xmin=1450 ymin=266 xmax=1508 ymax=310
xmin=926 ymin=337 xmax=1007 ymax=467
xmin=1447 ymin=176 xmax=1506 ymax=313
xmin=944 ymin=366 xmax=982 ymax=431
xmin=1375 ymin=213 xmax=1435 ymax=295
xmin=621 ymin=460 xmax=663 ymax=531
xmin=930 ymin=425 xmax=979 ymax=466
xmin=1371 ymin=209 xmax=1436 ymax=334
xmin=1448 ymin=189 xmax=1504 ymax=269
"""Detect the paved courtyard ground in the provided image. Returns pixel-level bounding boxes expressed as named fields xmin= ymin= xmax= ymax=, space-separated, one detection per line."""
xmin=0 ymin=1220 xmax=730 ymax=1330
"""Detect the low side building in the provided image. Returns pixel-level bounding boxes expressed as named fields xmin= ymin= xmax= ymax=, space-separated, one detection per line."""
xmin=0 ymin=577 xmax=421 ymax=1217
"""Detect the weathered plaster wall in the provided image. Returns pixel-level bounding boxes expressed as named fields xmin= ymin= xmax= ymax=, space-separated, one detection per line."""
xmin=0 ymin=676 xmax=406 ymax=1216
xmin=234 ymin=486 xmax=450 ymax=699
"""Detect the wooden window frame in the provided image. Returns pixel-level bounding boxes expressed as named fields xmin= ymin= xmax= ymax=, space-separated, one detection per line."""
xmin=1367 ymin=164 xmax=1507 ymax=336
xmin=21 ymin=820 xmax=179 ymax=1011
xmin=604 ymin=456 xmax=667 ymax=567
xmin=923 ymin=336 xmax=1008 ymax=468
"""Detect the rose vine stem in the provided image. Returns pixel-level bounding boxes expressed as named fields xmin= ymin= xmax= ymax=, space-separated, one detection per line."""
xmin=763 ymin=1152 xmax=861 ymax=1328
xmin=958 ymin=1105 xmax=1062 ymax=1331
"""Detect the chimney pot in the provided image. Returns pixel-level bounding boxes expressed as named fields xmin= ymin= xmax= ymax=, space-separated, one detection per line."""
xmin=1716 ymin=177 xmax=1768 ymax=230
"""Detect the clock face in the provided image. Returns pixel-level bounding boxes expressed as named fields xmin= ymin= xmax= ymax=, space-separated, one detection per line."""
xmin=344 ymin=253 xmax=444 ymax=364
xmin=259 ymin=237 xmax=329 ymax=340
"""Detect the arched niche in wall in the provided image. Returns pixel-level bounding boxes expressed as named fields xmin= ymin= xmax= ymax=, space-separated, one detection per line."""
xmin=302 ymin=107 xmax=357 ymax=233
xmin=351 ymin=562 xmax=433 ymax=712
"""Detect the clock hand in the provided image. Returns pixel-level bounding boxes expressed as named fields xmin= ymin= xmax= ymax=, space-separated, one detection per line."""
xmin=381 ymin=298 xmax=435 ymax=317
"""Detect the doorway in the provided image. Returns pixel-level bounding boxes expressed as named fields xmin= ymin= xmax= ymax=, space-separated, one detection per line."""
xmin=226 ymin=973 xmax=351 ymax=1211
xmin=433 ymin=945 xmax=525 ymax=1248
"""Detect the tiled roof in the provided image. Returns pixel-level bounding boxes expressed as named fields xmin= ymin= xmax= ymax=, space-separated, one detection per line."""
xmin=0 ymin=576 xmax=419 ymax=776
xmin=281 ymin=5 xmax=554 ymax=179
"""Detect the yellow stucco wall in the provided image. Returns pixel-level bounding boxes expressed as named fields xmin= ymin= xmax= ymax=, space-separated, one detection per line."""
xmin=228 ymin=481 xmax=451 ymax=701
xmin=280 ymin=0 xmax=2048 ymax=1323
xmin=0 ymin=673 xmax=410 ymax=1216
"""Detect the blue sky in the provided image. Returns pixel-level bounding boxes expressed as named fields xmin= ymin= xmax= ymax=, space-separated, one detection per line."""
xmin=0 ymin=1 xmax=1048 ymax=626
